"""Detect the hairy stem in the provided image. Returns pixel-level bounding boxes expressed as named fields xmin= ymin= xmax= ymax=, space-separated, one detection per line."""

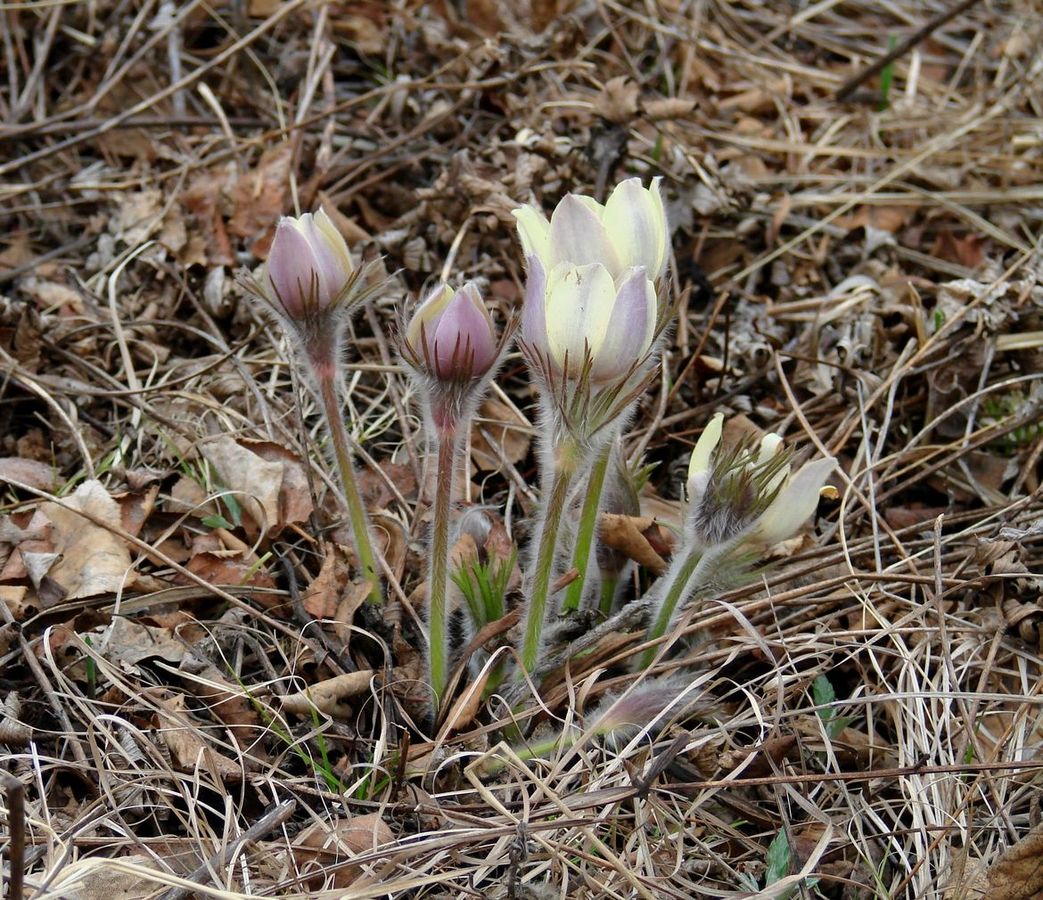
xmin=640 ymin=542 xmax=729 ymax=669
xmin=562 ymin=443 xmax=611 ymax=613
xmin=428 ymin=423 xmax=457 ymax=713
xmin=519 ymin=449 xmax=578 ymax=675
xmin=315 ymin=365 xmax=381 ymax=604
xmin=598 ymin=574 xmax=618 ymax=618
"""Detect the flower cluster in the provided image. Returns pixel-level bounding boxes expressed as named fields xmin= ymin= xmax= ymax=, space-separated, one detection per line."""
xmin=251 ymin=181 xmax=839 ymax=726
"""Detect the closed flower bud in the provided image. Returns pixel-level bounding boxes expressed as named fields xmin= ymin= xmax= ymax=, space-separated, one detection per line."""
xmin=266 ymin=209 xmax=355 ymax=320
xmin=405 ymin=282 xmax=499 ymax=382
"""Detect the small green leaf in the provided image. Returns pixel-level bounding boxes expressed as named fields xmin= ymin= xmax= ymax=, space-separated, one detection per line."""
xmin=813 ymin=674 xmax=835 ymax=716
xmin=201 ymin=514 xmax=234 ymax=530
xmin=764 ymin=829 xmax=791 ymax=885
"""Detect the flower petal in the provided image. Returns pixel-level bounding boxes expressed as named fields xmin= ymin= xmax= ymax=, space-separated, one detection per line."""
xmin=267 ymin=217 xmax=320 ymax=316
xmin=603 ymin=177 xmax=669 ymax=278
xmin=752 ymin=457 xmax=837 ymax=546
xmin=544 ymin=263 xmax=616 ymax=375
xmin=688 ymin=413 xmax=723 ymax=480
xmin=589 ymin=268 xmax=656 ymax=380
xmin=431 ymin=284 xmax=498 ymax=378
xmin=512 ymin=206 xmax=552 ymax=267
xmin=312 ymin=208 xmax=355 ymax=281
xmin=548 ymin=195 xmax=621 ymax=274
xmin=521 ymin=254 xmax=549 ymax=357
xmin=406 ymin=283 xmax=454 ymax=353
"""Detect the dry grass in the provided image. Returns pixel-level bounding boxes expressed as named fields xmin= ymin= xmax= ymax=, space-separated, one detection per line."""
xmin=2 ymin=1 xmax=1043 ymax=897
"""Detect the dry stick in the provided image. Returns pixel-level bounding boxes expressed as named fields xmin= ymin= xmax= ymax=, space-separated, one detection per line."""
xmin=1 ymin=773 xmax=24 ymax=900
xmin=835 ymin=0 xmax=985 ymax=101
xmin=157 ymin=799 xmax=296 ymax=900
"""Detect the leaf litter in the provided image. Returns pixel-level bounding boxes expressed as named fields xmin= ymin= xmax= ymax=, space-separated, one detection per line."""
xmin=1 ymin=1 xmax=1042 ymax=898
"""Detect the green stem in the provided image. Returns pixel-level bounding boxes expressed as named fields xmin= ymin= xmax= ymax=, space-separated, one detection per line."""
xmin=639 ymin=546 xmax=704 ymax=670
xmin=316 ymin=370 xmax=381 ymax=604
xmin=598 ymin=575 xmax=618 ymax=618
xmin=519 ymin=455 xmax=577 ymax=675
xmin=562 ymin=444 xmax=611 ymax=613
xmin=428 ymin=424 xmax=457 ymax=713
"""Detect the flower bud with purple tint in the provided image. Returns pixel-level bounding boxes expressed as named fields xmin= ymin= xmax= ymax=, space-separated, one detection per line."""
xmin=265 ymin=209 xmax=355 ymax=321
xmin=405 ymin=282 xmax=498 ymax=383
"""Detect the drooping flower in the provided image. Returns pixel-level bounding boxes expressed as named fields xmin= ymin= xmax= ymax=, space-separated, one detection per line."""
xmin=404 ymin=282 xmax=499 ymax=382
xmin=265 ymin=209 xmax=355 ymax=321
xmin=685 ymin=418 xmax=836 ymax=550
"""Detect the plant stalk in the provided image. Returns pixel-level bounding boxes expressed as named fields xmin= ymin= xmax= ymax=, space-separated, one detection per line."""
xmin=519 ymin=449 xmax=577 ymax=675
xmin=428 ymin=423 xmax=457 ymax=712
xmin=315 ymin=364 xmax=381 ymax=604
xmin=562 ymin=443 xmax=611 ymax=613
xmin=640 ymin=542 xmax=730 ymax=669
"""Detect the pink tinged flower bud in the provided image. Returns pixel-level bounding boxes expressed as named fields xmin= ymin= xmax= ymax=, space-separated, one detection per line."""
xmin=406 ymin=282 xmax=498 ymax=381
xmin=266 ymin=209 xmax=354 ymax=319
xmin=529 ymin=260 xmax=656 ymax=382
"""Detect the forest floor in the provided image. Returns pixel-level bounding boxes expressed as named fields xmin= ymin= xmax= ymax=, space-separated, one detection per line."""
xmin=2 ymin=1 xmax=1043 ymax=898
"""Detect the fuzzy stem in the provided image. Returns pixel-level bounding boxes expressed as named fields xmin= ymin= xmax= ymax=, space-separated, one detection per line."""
xmin=562 ymin=443 xmax=611 ymax=613
xmin=428 ymin=423 xmax=457 ymax=713
xmin=640 ymin=543 xmax=728 ymax=669
xmin=314 ymin=365 xmax=381 ymax=604
xmin=598 ymin=574 xmax=618 ymax=618
xmin=519 ymin=447 xmax=578 ymax=675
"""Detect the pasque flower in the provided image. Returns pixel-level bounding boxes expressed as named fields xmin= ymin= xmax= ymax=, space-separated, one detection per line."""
xmin=513 ymin=177 xmax=668 ymax=281
xmin=513 ymin=178 xmax=668 ymax=384
xmin=266 ymin=209 xmax=356 ymax=321
xmin=520 ymin=261 xmax=657 ymax=382
xmin=685 ymin=417 xmax=837 ymax=550
xmin=404 ymin=282 xmax=499 ymax=382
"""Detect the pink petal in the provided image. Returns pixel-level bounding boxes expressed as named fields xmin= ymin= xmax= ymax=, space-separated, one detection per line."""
xmin=431 ymin=285 xmax=497 ymax=378
xmin=589 ymin=268 xmax=656 ymax=380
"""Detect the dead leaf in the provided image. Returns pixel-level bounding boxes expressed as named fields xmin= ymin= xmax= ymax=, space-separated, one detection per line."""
xmin=292 ymin=813 xmax=394 ymax=889
xmin=202 ymin=437 xmax=313 ymax=535
xmin=229 ymin=143 xmax=293 ymax=249
xmin=594 ymin=76 xmax=639 ymax=123
xmin=357 ymin=461 xmax=417 ymax=510
xmin=931 ymin=230 xmax=986 ymax=269
xmin=40 ymin=480 xmax=135 ymax=600
xmin=96 ymin=616 xmax=186 ymax=668
xmin=598 ymin=514 xmax=669 ymax=574
xmin=182 ymin=168 xmax=235 ymax=266
xmin=281 ymin=670 xmax=375 ymax=719
xmin=155 ymin=693 xmax=244 ymax=781
xmin=835 ymin=204 xmax=918 ymax=234
xmin=302 ymin=544 xmax=371 ymax=647
xmin=48 ymin=854 xmax=167 ymax=899
xmin=114 ymin=188 xmax=164 ymax=247
xmin=0 ymin=457 xmax=57 ymax=492
xmin=470 ymin=397 xmax=531 ymax=471
xmin=180 ymin=550 xmax=277 ymax=607
xmin=985 ymin=823 xmax=1043 ymax=898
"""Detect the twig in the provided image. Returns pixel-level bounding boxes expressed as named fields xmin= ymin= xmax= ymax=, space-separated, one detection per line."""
xmin=1 ymin=773 xmax=24 ymax=900
xmin=835 ymin=0 xmax=984 ymax=101
xmin=158 ymin=799 xmax=296 ymax=900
